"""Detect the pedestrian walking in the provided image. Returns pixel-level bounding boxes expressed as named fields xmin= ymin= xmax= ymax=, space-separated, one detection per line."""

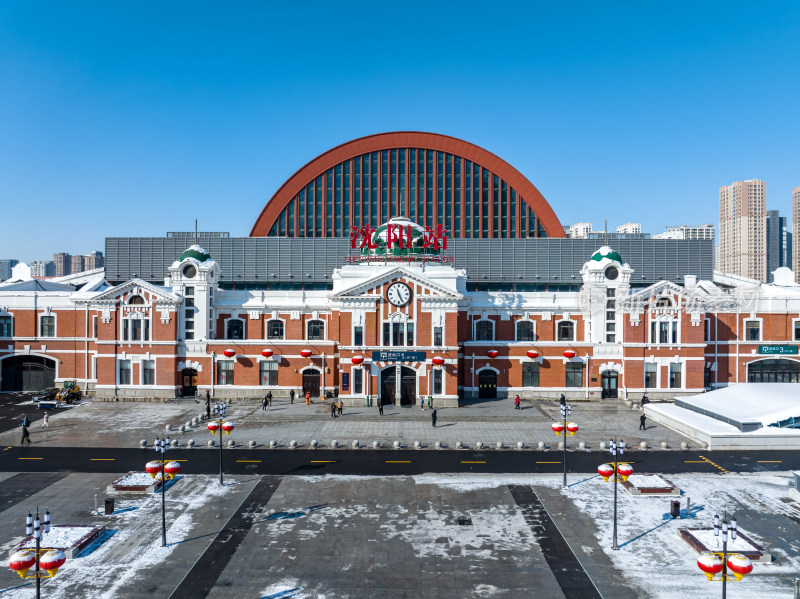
xmin=305 ymin=391 xmax=311 ymax=405
xmin=431 ymin=409 xmax=437 ymax=428
xmin=378 ymin=401 xmax=384 ymax=416
xmin=178 ymin=386 xmax=184 ymax=399
xmin=42 ymin=411 xmax=49 ymax=428
xmin=206 ymin=390 xmax=210 ymax=401
xmin=420 ymin=397 xmax=425 ymax=410
xmin=206 ymin=400 xmax=211 ymax=419
xmin=290 ymin=389 xmax=295 ymax=404
xmin=20 ymin=417 xmax=31 ymax=445
xmin=267 ymin=391 xmax=273 ymax=408
xmin=337 ymin=399 xmax=343 ymax=417
xmin=514 ymin=395 xmax=520 ymax=410
xmin=330 ymin=402 xmax=337 ymax=418
xmin=262 ymin=396 xmax=268 ymax=411
xmin=639 ymin=413 xmax=647 ymax=430
xmin=427 ymin=396 xmax=432 ymax=409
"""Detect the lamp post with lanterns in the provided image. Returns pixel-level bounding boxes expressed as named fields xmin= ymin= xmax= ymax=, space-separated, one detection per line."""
xmin=597 ymin=437 xmax=630 ymax=550
xmin=146 ymin=436 xmax=181 ymax=547
xmin=8 ymin=509 xmax=66 ymax=599
xmin=696 ymin=513 xmax=753 ymax=598
xmin=208 ymin=402 xmax=234 ymax=485
xmin=551 ymin=395 xmax=578 ymax=488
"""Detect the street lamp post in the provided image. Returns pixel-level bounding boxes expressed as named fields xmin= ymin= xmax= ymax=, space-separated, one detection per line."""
xmin=715 ymin=512 xmax=736 ymax=599
xmin=608 ymin=438 xmax=626 ymax=550
xmin=552 ymin=395 xmax=578 ymax=488
xmin=208 ymin=403 xmax=234 ymax=485
xmin=146 ymin=439 xmax=181 ymax=548
xmin=696 ymin=512 xmax=753 ymax=593
xmin=8 ymin=509 xmax=66 ymax=598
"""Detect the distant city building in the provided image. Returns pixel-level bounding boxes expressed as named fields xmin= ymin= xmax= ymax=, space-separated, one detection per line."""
xmin=653 ymin=224 xmax=715 ymax=241
xmin=567 ymin=222 xmax=593 ymax=238
xmin=70 ymin=255 xmax=85 ymax=274
xmin=793 ymin=187 xmax=800 ymax=283
xmin=719 ymin=179 xmax=767 ymax=282
xmin=84 ymin=251 xmax=104 ymax=270
xmin=30 ymin=261 xmax=55 ymax=277
xmin=616 ymin=223 xmax=641 ymax=234
xmin=766 ymin=210 xmax=792 ymax=281
xmin=52 ymin=253 xmax=71 ymax=277
xmin=0 ymin=259 xmax=19 ymax=281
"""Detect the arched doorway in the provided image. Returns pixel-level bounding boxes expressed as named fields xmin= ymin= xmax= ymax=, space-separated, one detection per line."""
xmin=478 ymin=369 xmax=497 ymax=399
xmin=601 ymin=371 xmax=618 ymax=398
xmin=1 ymin=355 xmax=56 ymax=391
xmin=181 ymin=368 xmax=198 ymax=396
xmin=380 ymin=366 xmax=417 ymax=406
xmin=303 ymin=369 xmax=321 ymax=398
xmin=747 ymin=359 xmax=800 ymax=383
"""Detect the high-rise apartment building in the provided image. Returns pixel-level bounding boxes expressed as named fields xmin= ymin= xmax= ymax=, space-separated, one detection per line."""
xmin=616 ymin=223 xmax=641 ymax=234
xmin=70 ymin=255 xmax=85 ymax=274
xmin=85 ymin=250 xmax=104 ymax=270
xmin=652 ymin=224 xmax=715 ymax=240
xmin=0 ymin=259 xmax=19 ymax=281
xmin=719 ymin=180 xmax=767 ymax=281
xmin=567 ymin=222 xmax=593 ymax=238
xmin=52 ymin=253 xmax=71 ymax=277
xmin=766 ymin=210 xmax=792 ymax=280
xmin=793 ymin=187 xmax=800 ymax=283
xmin=30 ymin=261 xmax=55 ymax=277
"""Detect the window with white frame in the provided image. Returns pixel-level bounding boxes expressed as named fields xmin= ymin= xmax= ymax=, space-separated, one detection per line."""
xmin=432 ymin=368 xmax=442 ymax=394
xmin=644 ymin=362 xmax=657 ymax=388
xmin=650 ymin=319 xmax=678 ymax=344
xmin=353 ymin=325 xmax=364 ymax=346
xmin=474 ymin=320 xmax=494 ymax=341
xmin=226 ymin=318 xmax=245 ymax=340
xmin=353 ymin=367 xmax=363 ymax=394
xmin=142 ymin=360 xmax=155 ymax=385
xmin=704 ymin=318 xmax=711 ymax=342
xmin=307 ymin=319 xmax=325 ymax=340
xmin=516 ymin=320 xmax=534 ymax=342
xmin=0 ymin=314 xmax=11 ymax=337
xmin=383 ymin=321 xmax=415 ymax=346
xmin=433 ymin=326 xmax=443 ymax=346
xmin=123 ymin=317 xmax=150 ymax=342
xmin=260 ymin=360 xmax=277 ymax=386
xmin=522 ymin=362 xmax=539 ymax=387
xmin=557 ymin=321 xmax=574 ymax=342
xmin=40 ymin=315 xmax=55 ymax=337
xmin=565 ymin=362 xmax=583 ymax=387
xmin=266 ymin=319 xmax=284 ymax=340
xmin=669 ymin=362 xmax=681 ymax=388
xmin=217 ymin=360 xmax=234 ymax=385
xmin=744 ymin=320 xmax=761 ymax=342
xmin=118 ymin=359 xmax=131 ymax=385
xmin=794 ymin=319 xmax=800 ymax=342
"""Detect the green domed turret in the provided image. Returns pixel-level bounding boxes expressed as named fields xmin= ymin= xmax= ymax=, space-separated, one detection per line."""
xmin=590 ymin=246 xmax=622 ymax=264
xmin=179 ymin=244 xmax=211 ymax=262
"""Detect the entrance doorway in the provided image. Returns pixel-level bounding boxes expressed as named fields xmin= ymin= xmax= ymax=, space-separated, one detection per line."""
xmin=1 ymin=356 xmax=56 ymax=391
xmin=381 ymin=366 xmax=417 ymax=406
xmin=478 ymin=369 xmax=497 ymax=399
xmin=601 ymin=371 xmax=618 ymax=398
xmin=303 ymin=370 xmax=321 ymax=398
xmin=181 ymin=368 xmax=198 ymax=396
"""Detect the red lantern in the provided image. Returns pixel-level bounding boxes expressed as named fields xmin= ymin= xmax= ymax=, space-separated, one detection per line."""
xmin=351 ymin=355 xmax=364 ymax=365
xmin=616 ymin=463 xmax=633 ymax=480
xmin=527 ymin=349 xmax=539 ymax=359
xmin=487 ymin=350 xmax=499 ymax=359
xmin=39 ymin=550 xmax=66 ymax=575
xmin=697 ymin=554 xmax=724 ymax=580
xmin=164 ymin=461 xmax=181 ymax=477
xmin=223 ymin=348 xmax=236 ymax=358
xmin=221 ymin=421 xmax=234 ymax=435
xmin=432 ymin=356 xmax=445 ymax=366
xmin=9 ymin=550 xmax=36 ymax=578
xmin=300 ymin=349 xmax=313 ymax=358
xmin=566 ymin=422 xmax=579 ymax=436
xmin=597 ymin=463 xmax=615 ymax=481
xmin=145 ymin=460 xmax=162 ymax=477
xmin=207 ymin=421 xmax=220 ymax=435
xmin=727 ymin=554 xmax=753 ymax=580
xmin=563 ymin=350 xmax=576 ymax=359
xmin=551 ymin=422 xmax=564 ymax=435
xmin=261 ymin=349 xmax=273 ymax=358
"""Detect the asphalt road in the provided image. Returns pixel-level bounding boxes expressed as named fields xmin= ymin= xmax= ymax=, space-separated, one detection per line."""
xmin=1 ymin=445 xmax=797 ymax=475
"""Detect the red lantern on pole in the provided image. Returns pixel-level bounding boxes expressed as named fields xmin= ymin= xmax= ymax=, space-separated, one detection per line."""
xmin=223 ymin=348 xmax=236 ymax=358
xmin=145 ymin=460 xmax=162 ymax=477
xmin=526 ymin=349 xmax=539 ymax=359
xmin=563 ymin=350 xmax=576 ymax=359
xmin=616 ymin=463 xmax=634 ymax=480
xmin=39 ymin=550 xmax=66 ymax=576
xmin=351 ymin=355 xmax=364 ymax=365
xmin=726 ymin=554 xmax=753 ymax=581
xmin=697 ymin=554 xmax=724 ymax=580
xmin=261 ymin=349 xmax=273 ymax=358
xmin=487 ymin=350 xmax=499 ymax=359
xmin=8 ymin=550 xmax=36 ymax=578
xmin=300 ymin=349 xmax=313 ymax=358
xmin=432 ymin=356 xmax=445 ymax=366
xmin=207 ymin=421 xmax=220 ymax=435
xmin=164 ymin=461 xmax=181 ymax=477
xmin=566 ymin=422 xmax=579 ymax=436
xmin=551 ymin=422 xmax=564 ymax=435
xmin=597 ymin=463 xmax=615 ymax=481
xmin=221 ymin=421 xmax=234 ymax=435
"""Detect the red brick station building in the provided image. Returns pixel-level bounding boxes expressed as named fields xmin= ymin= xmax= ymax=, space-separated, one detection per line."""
xmin=2 ymin=132 xmax=800 ymax=406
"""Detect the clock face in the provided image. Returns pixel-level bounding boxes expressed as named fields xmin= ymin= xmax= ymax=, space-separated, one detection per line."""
xmin=386 ymin=282 xmax=412 ymax=307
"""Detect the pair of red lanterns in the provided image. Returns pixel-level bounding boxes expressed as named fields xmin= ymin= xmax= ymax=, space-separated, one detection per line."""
xmin=145 ymin=460 xmax=181 ymax=479
xmin=224 ymin=349 xmax=277 ymax=358
xmin=552 ymin=422 xmax=579 ymax=436
xmin=522 ymin=349 xmax=576 ymax=359
xmin=9 ymin=549 xmax=66 ymax=578
xmin=597 ymin=462 xmax=633 ymax=481
xmin=207 ymin=421 xmax=234 ymax=435
xmin=697 ymin=553 xmax=753 ymax=580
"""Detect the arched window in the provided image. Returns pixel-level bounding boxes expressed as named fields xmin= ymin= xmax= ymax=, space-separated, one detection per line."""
xmin=557 ymin=321 xmax=574 ymax=342
xmin=474 ymin=320 xmax=494 ymax=341
xmin=226 ymin=319 xmax=244 ymax=340
xmin=516 ymin=320 xmax=534 ymax=342
xmin=307 ymin=319 xmax=325 ymax=340
xmin=655 ymin=297 xmax=672 ymax=308
xmin=267 ymin=319 xmax=284 ymax=340
xmin=128 ymin=295 xmax=145 ymax=305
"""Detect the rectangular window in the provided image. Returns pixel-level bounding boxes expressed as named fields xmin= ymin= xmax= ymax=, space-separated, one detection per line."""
xmin=406 ymin=322 xmax=414 ymax=346
xmin=0 ymin=315 xmax=11 ymax=337
xmin=354 ymin=325 xmax=363 ymax=346
xmin=433 ymin=326 xmax=443 ymax=346
xmin=92 ymin=315 xmax=98 ymax=339
xmin=185 ymin=297 xmax=194 ymax=308
xmin=353 ymin=368 xmax=363 ymax=394
xmin=745 ymin=320 xmax=760 ymax=341
xmin=523 ymin=362 xmax=539 ymax=387
xmin=118 ymin=360 xmax=131 ymax=385
xmin=795 ymin=321 xmax=800 ymax=342
xmin=184 ymin=286 xmax=194 ymax=296
xmin=260 ymin=360 xmax=278 ymax=386
xmin=142 ymin=360 xmax=155 ymax=385
xmin=217 ymin=360 xmax=234 ymax=385
xmin=383 ymin=322 xmax=390 ymax=346
xmin=659 ymin=321 xmax=670 ymax=344
xmin=131 ymin=319 xmax=142 ymax=341
xmin=644 ymin=363 xmax=657 ymax=388
xmin=185 ymin=331 xmax=194 ymax=340
xmin=40 ymin=316 xmax=55 ymax=337
xmin=566 ymin=362 xmax=583 ymax=387
xmin=392 ymin=322 xmax=404 ymax=346
xmin=704 ymin=318 xmax=711 ymax=342
xmin=669 ymin=362 xmax=681 ymax=388
xmin=432 ymin=368 xmax=442 ymax=394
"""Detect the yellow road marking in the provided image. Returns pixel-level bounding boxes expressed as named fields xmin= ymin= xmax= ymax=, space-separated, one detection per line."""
xmin=90 ymin=458 xmax=115 ymax=461
xmin=310 ymin=460 xmax=336 ymax=463
xmin=536 ymin=461 xmax=562 ymax=464
xmin=386 ymin=460 xmax=411 ymax=463
xmin=3 ymin=447 xmax=12 ymax=451
xmin=461 ymin=461 xmax=486 ymax=464
xmin=757 ymin=460 xmax=782 ymax=463
xmin=236 ymin=460 xmax=262 ymax=463
xmin=698 ymin=455 xmax=728 ymax=474
xmin=684 ymin=460 xmax=707 ymax=463
xmin=173 ymin=459 xmax=188 ymax=462
xmin=19 ymin=457 xmax=43 ymax=460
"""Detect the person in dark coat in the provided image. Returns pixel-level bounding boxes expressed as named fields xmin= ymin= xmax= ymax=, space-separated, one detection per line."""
xmin=206 ymin=400 xmax=211 ymax=419
xmin=262 ymin=396 xmax=268 ymax=411
xmin=290 ymin=389 xmax=295 ymax=404
xmin=20 ymin=418 xmax=31 ymax=444
xmin=641 ymin=395 xmax=650 ymax=407
xmin=330 ymin=402 xmax=337 ymax=418
xmin=267 ymin=391 xmax=273 ymax=408
xmin=378 ymin=401 xmax=384 ymax=416
xmin=639 ymin=413 xmax=647 ymax=430
xmin=431 ymin=409 xmax=437 ymax=428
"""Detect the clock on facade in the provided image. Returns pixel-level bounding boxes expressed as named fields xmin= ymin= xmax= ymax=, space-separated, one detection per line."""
xmin=386 ymin=282 xmax=412 ymax=307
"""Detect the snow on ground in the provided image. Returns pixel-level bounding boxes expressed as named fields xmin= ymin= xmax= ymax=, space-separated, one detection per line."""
xmin=626 ymin=474 xmax=671 ymax=488
xmin=20 ymin=526 xmax=97 ymax=550
xmin=687 ymin=528 xmax=762 ymax=553
xmin=113 ymin=472 xmax=156 ymax=487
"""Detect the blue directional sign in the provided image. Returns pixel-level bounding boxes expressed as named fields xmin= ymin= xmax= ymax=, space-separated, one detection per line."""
xmin=371 ymin=350 xmax=427 ymax=362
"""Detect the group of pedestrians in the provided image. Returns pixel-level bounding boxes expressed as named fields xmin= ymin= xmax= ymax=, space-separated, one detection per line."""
xmin=19 ymin=409 xmax=53 ymax=445
xmin=330 ymin=399 xmax=344 ymax=418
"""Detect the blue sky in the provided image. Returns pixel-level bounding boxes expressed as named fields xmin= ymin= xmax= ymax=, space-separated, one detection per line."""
xmin=1 ymin=2 xmax=799 ymax=261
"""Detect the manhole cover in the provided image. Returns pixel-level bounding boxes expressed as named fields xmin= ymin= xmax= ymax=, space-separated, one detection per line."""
xmin=457 ymin=517 xmax=473 ymax=526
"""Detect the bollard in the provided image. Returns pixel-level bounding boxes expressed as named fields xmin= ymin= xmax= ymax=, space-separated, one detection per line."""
xmin=640 ymin=441 xmax=647 ymax=450
xmin=475 ymin=441 xmax=483 ymax=450
xmin=793 ymin=578 xmax=799 ymax=599
xmin=171 ymin=439 xmax=178 ymax=448
xmin=178 ymin=425 xmax=185 ymax=433
xmin=536 ymin=441 xmax=544 ymax=450
xmin=414 ymin=441 xmax=421 ymax=449
xmin=191 ymin=417 xmax=198 ymax=426
xmin=519 ymin=441 xmax=526 ymax=450
xmin=599 ymin=441 xmax=607 ymax=450
xmin=227 ymin=439 xmax=235 ymax=448
xmin=578 ymin=441 xmax=586 ymax=450
xmin=352 ymin=440 xmax=359 ymax=449
xmin=140 ymin=439 xmax=147 ymax=448
xmin=393 ymin=440 xmax=400 ymax=449
xmin=496 ymin=442 xmax=503 ymax=450
xmin=372 ymin=440 xmax=379 ymax=449
xmin=289 ymin=440 xmax=297 ymax=448
xmin=208 ymin=439 xmax=215 ymax=447
xmin=185 ymin=421 xmax=192 ymax=430
xmin=660 ymin=441 xmax=668 ymax=450
xmin=310 ymin=439 xmax=318 ymax=449
xmin=557 ymin=441 xmax=564 ymax=450
xmin=187 ymin=439 xmax=195 ymax=448
xmin=248 ymin=440 xmax=256 ymax=448
xmin=680 ymin=441 xmax=688 ymax=450
xmin=331 ymin=439 xmax=338 ymax=448
xmin=455 ymin=441 xmax=463 ymax=449
xmin=94 ymin=493 xmax=98 ymax=515
xmin=686 ymin=496 xmax=691 ymax=519
xmin=434 ymin=441 xmax=442 ymax=449
xmin=269 ymin=440 xmax=277 ymax=448
xmin=165 ymin=424 xmax=172 ymax=431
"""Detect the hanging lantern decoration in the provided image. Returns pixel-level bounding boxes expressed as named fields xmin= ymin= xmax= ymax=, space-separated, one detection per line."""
xmin=207 ymin=421 xmax=220 ymax=435
xmin=616 ymin=463 xmax=634 ymax=481
xmin=145 ymin=461 xmax=162 ymax=478
xmin=566 ymin=422 xmax=579 ymax=436
xmin=8 ymin=549 xmax=36 ymax=578
xmin=487 ymin=350 xmax=499 ymax=360
xmin=221 ymin=421 xmax=235 ymax=435
xmin=696 ymin=553 xmax=724 ymax=580
xmin=261 ymin=349 xmax=273 ymax=358
xmin=223 ymin=349 xmax=236 ymax=358
xmin=563 ymin=350 xmax=576 ymax=359
xmin=164 ymin=461 xmax=181 ymax=478
xmin=432 ymin=356 xmax=446 ymax=367
xmin=726 ymin=554 xmax=753 ymax=581
xmin=300 ymin=349 xmax=313 ymax=358
xmin=527 ymin=349 xmax=539 ymax=359
xmin=597 ymin=463 xmax=615 ymax=481
xmin=551 ymin=422 xmax=564 ymax=436
xmin=38 ymin=550 xmax=66 ymax=576
xmin=351 ymin=355 xmax=364 ymax=365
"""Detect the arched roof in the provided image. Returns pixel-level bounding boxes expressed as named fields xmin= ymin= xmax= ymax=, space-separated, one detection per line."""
xmin=250 ymin=131 xmax=565 ymax=238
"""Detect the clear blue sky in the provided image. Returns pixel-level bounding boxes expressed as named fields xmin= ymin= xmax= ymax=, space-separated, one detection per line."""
xmin=1 ymin=1 xmax=798 ymax=262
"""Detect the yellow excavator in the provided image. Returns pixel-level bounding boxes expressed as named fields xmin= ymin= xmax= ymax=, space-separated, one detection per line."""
xmin=55 ymin=381 xmax=82 ymax=404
